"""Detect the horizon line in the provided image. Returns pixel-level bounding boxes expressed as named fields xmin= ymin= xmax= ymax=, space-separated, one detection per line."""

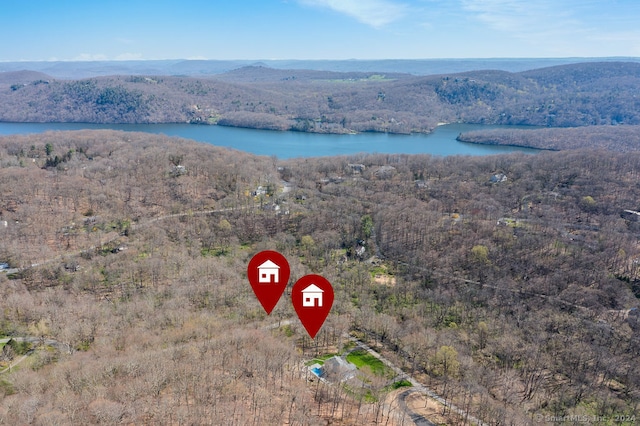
xmin=2 ymin=56 xmax=640 ymax=64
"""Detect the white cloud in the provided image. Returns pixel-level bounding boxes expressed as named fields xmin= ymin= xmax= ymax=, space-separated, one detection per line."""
xmin=461 ymin=0 xmax=575 ymax=34
xmin=115 ymin=52 xmax=143 ymax=60
xmin=459 ymin=0 xmax=640 ymax=56
xmin=73 ymin=53 xmax=109 ymax=61
xmin=69 ymin=52 xmax=143 ymax=61
xmin=298 ymin=0 xmax=407 ymax=28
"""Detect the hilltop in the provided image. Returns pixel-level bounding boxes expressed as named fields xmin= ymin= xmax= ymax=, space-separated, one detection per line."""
xmin=1 ymin=62 xmax=640 ymax=136
xmin=0 ymin=70 xmax=52 ymax=85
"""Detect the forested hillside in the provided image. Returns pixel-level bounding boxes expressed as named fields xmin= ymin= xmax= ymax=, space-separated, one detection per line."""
xmin=2 ymin=61 xmax=640 ymax=135
xmin=1 ymin=131 xmax=639 ymax=424
xmin=457 ymin=125 xmax=640 ymax=151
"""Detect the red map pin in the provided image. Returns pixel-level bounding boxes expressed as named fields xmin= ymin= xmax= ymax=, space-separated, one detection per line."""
xmin=291 ymin=274 xmax=334 ymax=339
xmin=247 ymin=250 xmax=291 ymax=314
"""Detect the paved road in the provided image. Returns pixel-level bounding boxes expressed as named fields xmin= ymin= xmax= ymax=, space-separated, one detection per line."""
xmin=4 ymin=205 xmax=246 ymax=273
xmin=0 ymin=336 xmax=70 ymax=352
xmin=398 ymin=389 xmax=437 ymax=426
xmin=1 ymin=337 xmax=67 ymax=375
xmin=0 ymin=353 xmax=29 ymax=374
xmin=346 ymin=335 xmax=487 ymax=426
xmin=2 ymin=200 xmax=493 ymax=425
xmin=266 ymin=319 xmax=483 ymax=425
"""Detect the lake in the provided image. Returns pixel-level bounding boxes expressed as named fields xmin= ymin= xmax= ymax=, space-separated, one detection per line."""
xmin=0 ymin=122 xmax=538 ymax=159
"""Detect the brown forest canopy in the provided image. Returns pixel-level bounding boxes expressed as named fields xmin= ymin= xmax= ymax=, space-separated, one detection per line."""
xmin=1 ymin=61 xmax=640 ymax=133
xmin=457 ymin=125 xmax=640 ymax=151
xmin=0 ymin=130 xmax=639 ymax=424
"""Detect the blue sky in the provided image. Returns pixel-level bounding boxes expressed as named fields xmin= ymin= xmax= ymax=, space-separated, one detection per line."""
xmin=1 ymin=0 xmax=639 ymax=61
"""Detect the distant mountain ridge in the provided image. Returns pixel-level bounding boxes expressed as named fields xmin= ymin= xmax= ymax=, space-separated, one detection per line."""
xmin=1 ymin=61 xmax=640 ymax=134
xmin=1 ymin=57 xmax=640 ymax=79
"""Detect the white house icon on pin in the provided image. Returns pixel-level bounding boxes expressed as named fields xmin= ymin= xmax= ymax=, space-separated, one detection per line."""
xmin=258 ymin=260 xmax=280 ymax=284
xmin=302 ymin=284 xmax=323 ymax=307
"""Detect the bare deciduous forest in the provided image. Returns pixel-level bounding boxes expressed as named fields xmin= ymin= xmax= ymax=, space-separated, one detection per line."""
xmin=2 ymin=62 xmax=640 ymax=137
xmin=457 ymin=125 xmax=640 ymax=152
xmin=0 ymin=130 xmax=639 ymax=424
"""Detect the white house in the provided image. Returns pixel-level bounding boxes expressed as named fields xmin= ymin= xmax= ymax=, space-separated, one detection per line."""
xmin=302 ymin=284 xmax=324 ymax=307
xmin=258 ymin=260 xmax=280 ymax=284
xmin=322 ymin=356 xmax=357 ymax=382
xmin=490 ymin=173 xmax=507 ymax=183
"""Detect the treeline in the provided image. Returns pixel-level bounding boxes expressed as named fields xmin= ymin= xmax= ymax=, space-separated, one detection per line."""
xmin=0 ymin=131 xmax=639 ymax=424
xmin=457 ymin=124 xmax=640 ymax=151
xmin=2 ymin=61 xmax=640 ymax=134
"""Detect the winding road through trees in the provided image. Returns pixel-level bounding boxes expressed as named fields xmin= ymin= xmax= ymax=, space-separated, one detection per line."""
xmin=2 ymin=204 xmax=495 ymax=424
xmin=346 ymin=335 xmax=487 ymax=426
xmin=0 ymin=337 xmax=70 ymax=374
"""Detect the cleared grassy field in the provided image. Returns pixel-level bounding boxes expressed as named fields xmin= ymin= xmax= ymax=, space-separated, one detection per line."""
xmin=346 ymin=349 xmax=391 ymax=377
